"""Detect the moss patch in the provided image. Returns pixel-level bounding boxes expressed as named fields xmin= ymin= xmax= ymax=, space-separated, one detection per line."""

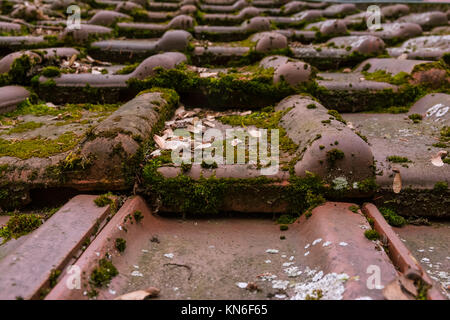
xmin=0 ymin=132 xmax=81 ymax=159
xmin=90 ymin=257 xmax=118 ymax=287
xmin=115 ymin=238 xmax=126 ymax=253
xmin=94 ymin=192 xmax=114 ymax=207
xmin=379 ymin=207 xmax=406 ymax=227
xmin=0 ymin=214 xmax=42 ymax=242
xmin=386 ymin=155 xmax=410 ymax=163
xmin=364 ymin=229 xmax=380 ymax=241
xmin=326 ymin=148 xmax=345 ymax=166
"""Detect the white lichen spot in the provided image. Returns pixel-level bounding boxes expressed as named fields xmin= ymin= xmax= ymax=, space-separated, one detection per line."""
xmin=332 ymin=177 xmax=348 ymax=190
xmin=312 ymin=238 xmax=322 ymax=246
xmin=131 ymin=271 xmax=143 ymax=277
xmin=272 ymin=280 xmax=289 ymax=290
xmin=266 ymin=249 xmax=279 ymax=254
xmin=322 ymin=241 xmax=332 ymax=247
xmin=291 ymin=272 xmax=349 ymax=300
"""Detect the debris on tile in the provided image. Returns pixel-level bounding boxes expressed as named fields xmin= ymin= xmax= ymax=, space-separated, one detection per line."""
xmin=131 ymin=271 xmax=143 ymax=277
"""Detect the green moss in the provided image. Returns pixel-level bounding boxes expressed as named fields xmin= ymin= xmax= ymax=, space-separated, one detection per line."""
xmin=115 ymin=238 xmax=126 ymax=253
xmin=441 ymin=126 xmax=450 ymax=141
xmin=0 ymin=132 xmax=80 ymax=159
xmin=9 ymin=54 xmax=35 ymax=85
xmin=379 ymin=207 xmax=406 ymax=227
xmin=433 ymin=181 xmax=448 ymax=193
xmin=133 ymin=210 xmax=143 ymax=223
xmin=408 ymin=113 xmax=423 ymax=123
xmin=116 ymin=63 xmax=139 ymax=75
xmin=432 ymin=142 xmax=447 ymax=148
xmin=364 ymin=229 xmax=380 ymax=241
xmin=218 ymin=106 xmax=298 ymax=154
xmin=363 ymin=70 xmax=411 ymax=86
xmin=276 ymin=214 xmax=297 ymax=224
xmin=415 ymin=279 xmax=429 ymax=300
xmin=94 ymin=192 xmax=114 ymax=207
xmin=49 ymin=269 xmax=61 ymax=288
xmin=306 ymin=103 xmax=317 ymax=109
xmin=0 ymin=214 xmax=42 ymax=242
xmin=386 ymin=155 xmax=410 ymax=163
xmin=5 ymin=121 xmax=43 ymax=134
xmin=181 ymin=162 xmax=192 ymax=172
xmin=200 ymin=161 xmax=217 ymax=169
xmin=327 ymin=110 xmax=346 ymax=124
xmin=326 ymin=148 xmax=345 ymax=166
xmin=41 ymin=66 xmax=61 ymax=78
xmin=349 ymin=205 xmax=359 ymax=213
xmin=279 ymin=224 xmax=288 ymax=231
xmin=127 ymin=65 xmax=311 ymax=109
xmin=90 ymin=258 xmax=118 ymax=287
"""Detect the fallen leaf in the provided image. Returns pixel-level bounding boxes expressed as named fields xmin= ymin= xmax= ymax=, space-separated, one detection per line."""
xmin=153 ymin=134 xmax=165 ymax=149
xmin=115 ymin=287 xmax=160 ymax=300
xmin=393 ymin=169 xmax=402 ymax=194
xmin=194 ymin=143 xmax=212 ymax=150
xmin=246 ymin=282 xmax=258 ymax=291
xmin=431 ymin=150 xmax=447 ymax=167
xmin=231 ymin=138 xmax=242 ymax=146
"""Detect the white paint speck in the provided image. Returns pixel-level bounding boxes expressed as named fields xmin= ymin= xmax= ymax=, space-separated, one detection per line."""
xmin=312 ymin=238 xmax=322 ymax=246
xmin=266 ymin=249 xmax=279 ymax=254
xmin=164 ymin=253 xmax=174 ymax=259
xmin=323 ymin=241 xmax=332 ymax=247
xmin=339 ymin=242 xmax=348 ymax=246
xmin=304 ymin=251 xmax=310 ymax=256
xmin=265 ymin=260 xmax=272 ymax=264
xmin=236 ymin=282 xmax=247 ymax=289
xmin=272 ymin=280 xmax=289 ymax=290
xmin=131 ymin=271 xmax=143 ymax=277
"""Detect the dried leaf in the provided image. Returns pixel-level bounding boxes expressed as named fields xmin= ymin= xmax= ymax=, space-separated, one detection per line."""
xmin=153 ymin=134 xmax=165 ymax=149
xmin=68 ymin=54 xmax=77 ymax=67
xmin=393 ymin=172 xmax=402 ymax=194
xmin=383 ymin=279 xmax=413 ymax=300
xmin=231 ymin=138 xmax=242 ymax=146
xmin=204 ymin=120 xmax=215 ymax=128
xmin=114 ymin=287 xmax=160 ymax=300
xmin=431 ymin=150 xmax=447 ymax=167
xmin=195 ymin=143 xmax=212 ymax=150
xmin=398 ymin=275 xmax=418 ymax=297
xmin=249 ymin=129 xmax=261 ymax=138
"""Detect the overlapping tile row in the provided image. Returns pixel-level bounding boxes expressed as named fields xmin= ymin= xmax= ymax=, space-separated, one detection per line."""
xmin=0 ymin=0 xmax=448 ymax=217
